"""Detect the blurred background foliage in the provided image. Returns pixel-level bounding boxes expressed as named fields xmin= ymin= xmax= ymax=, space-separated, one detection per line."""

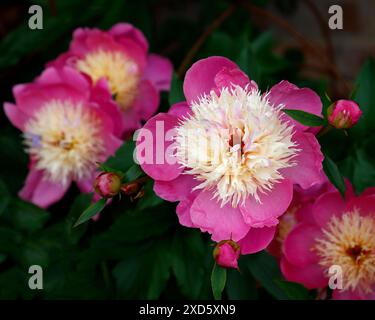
xmin=0 ymin=0 xmax=374 ymax=299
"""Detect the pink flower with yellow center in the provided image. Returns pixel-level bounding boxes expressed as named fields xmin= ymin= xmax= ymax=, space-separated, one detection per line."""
xmin=48 ymin=23 xmax=172 ymax=136
xmin=136 ymin=56 xmax=325 ymax=255
xmin=281 ymin=185 xmax=375 ymax=300
xmin=3 ymin=67 xmax=123 ymax=208
xmin=268 ymin=180 xmax=336 ymax=258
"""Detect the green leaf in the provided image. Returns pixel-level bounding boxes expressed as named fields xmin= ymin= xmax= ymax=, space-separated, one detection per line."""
xmin=323 ymin=156 xmax=346 ymax=197
xmin=104 ymin=141 xmax=136 ymax=172
xmin=211 ymin=264 xmax=227 ymax=300
xmin=283 ymin=109 xmax=324 ymax=127
xmin=171 ymin=229 xmax=207 ymax=299
xmin=66 ymin=194 xmax=93 ymax=244
xmin=7 ymin=199 xmax=49 ymax=233
xmin=352 ymin=148 xmax=375 ymax=193
xmin=274 ymin=280 xmax=310 ymax=300
xmin=245 ymin=251 xmax=289 ymax=300
xmin=351 ymin=58 xmax=375 ymax=138
xmin=112 ymin=239 xmax=172 ymax=299
xmin=97 ymin=163 xmax=125 ymax=178
xmin=226 ymin=268 xmax=258 ymax=300
xmin=134 ymin=180 xmax=164 ymax=211
xmin=73 ymin=198 xmax=106 ymax=227
xmin=169 ymin=73 xmax=185 ymax=105
xmin=124 ymin=164 xmax=143 ymax=182
xmin=0 ymin=179 xmax=11 ymax=216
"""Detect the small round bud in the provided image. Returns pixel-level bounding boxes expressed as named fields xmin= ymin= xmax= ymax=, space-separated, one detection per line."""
xmin=94 ymin=172 xmax=122 ymax=198
xmin=213 ymin=240 xmax=241 ymax=269
xmin=327 ymin=99 xmax=362 ymax=129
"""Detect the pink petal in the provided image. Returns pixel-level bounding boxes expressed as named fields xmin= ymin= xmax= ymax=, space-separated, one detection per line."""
xmin=214 ymin=66 xmax=254 ymax=90
xmin=190 ymin=190 xmax=250 ymax=242
xmin=121 ymin=109 xmax=142 ymax=138
xmin=109 ymin=23 xmax=149 ymax=52
xmin=347 ymin=194 xmax=375 ymax=217
xmin=183 ymin=56 xmax=238 ymax=104
xmin=21 ymin=173 xmax=70 ymax=208
xmin=19 ymin=168 xmax=43 ymax=200
xmin=281 ymin=131 xmax=324 ymax=189
xmin=154 ymin=173 xmax=198 ymax=202
xmin=76 ymin=178 xmax=94 ymax=194
xmin=168 ymin=102 xmax=192 ymax=118
xmin=3 ymin=102 xmax=27 ymax=131
xmin=313 ymin=191 xmax=346 ymax=227
xmin=283 ymin=223 xmax=321 ymax=267
xmin=240 ymin=179 xmax=293 ymax=228
xmin=176 ymin=193 xmax=197 ymax=228
xmin=133 ymin=79 xmax=160 ymax=121
xmin=143 ymin=54 xmax=173 ymax=91
xmin=136 ymin=113 xmax=183 ymax=181
xmin=239 ymin=226 xmax=276 ymax=255
xmin=91 ymin=78 xmax=124 ymax=137
xmin=280 ymin=257 xmax=327 ymax=289
xmin=267 ymin=80 xmax=322 ymax=132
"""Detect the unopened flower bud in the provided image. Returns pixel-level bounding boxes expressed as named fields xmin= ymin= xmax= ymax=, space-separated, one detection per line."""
xmin=94 ymin=172 xmax=122 ymax=198
xmin=213 ymin=240 xmax=241 ymax=269
xmin=327 ymin=99 xmax=362 ymax=129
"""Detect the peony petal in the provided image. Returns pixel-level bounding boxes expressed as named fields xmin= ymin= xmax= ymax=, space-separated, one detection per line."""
xmin=281 ymin=131 xmax=324 ymax=190
xmin=133 ymin=79 xmax=160 ymax=121
xmin=214 ymin=67 xmax=255 ymax=90
xmin=267 ymin=80 xmax=323 ymax=132
xmin=283 ymin=223 xmax=321 ymax=267
xmin=19 ymin=168 xmax=43 ymax=201
xmin=154 ymin=173 xmax=198 ymax=202
xmin=25 ymin=176 xmax=70 ymax=208
xmin=176 ymin=193 xmax=197 ymax=228
xmin=3 ymin=102 xmax=27 ymax=131
xmin=313 ymin=191 xmax=346 ymax=227
xmin=240 ymin=179 xmax=293 ymax=228
xmin=280 ymin=257 xmax=327 ymax=289
xmin=143 ymin=54 xmax=173 ymax=91
xmin=239 ymin=226 xmax=276 ymax=254
xmin=183 ymin=56 xmax=238 ymax=104
xmin=190 ymin=190 xmax=250 ymax=242
xmin=168 ymin=102 xmax=192 ymax=119
xmin=347 ymin=194 xmax=375 ymax=217
xmin=136 ymin=113 xmax=182 ymax=181
xmin=109 ymin=23 xmax=148 ymax=52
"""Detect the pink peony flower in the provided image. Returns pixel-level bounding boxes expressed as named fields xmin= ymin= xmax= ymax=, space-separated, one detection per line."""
xmin=268 ymin=179 xmax=336 ymax=258
xmin=3 ymin=66 xmax=123 ymax=208
xmin=213 ymin=240 xmax=241 ymax=269
xmin=48 ymin=23 xmax=172 ymax=137
xmin=136 ymin=56 xmax=325 ymax=255
xmin=280 ymin=185 xmax=375 ymax=300
xmin=327 ymin=99 xmax=362 ymax=129
xmin=94 ymin=172 xmax=122 ymax=198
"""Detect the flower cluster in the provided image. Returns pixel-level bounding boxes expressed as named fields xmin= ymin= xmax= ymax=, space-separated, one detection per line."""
xmin=3 ymin=19 xmax=371 ymax=300
xmin=4 ymin=23 xmax=172 ymax=207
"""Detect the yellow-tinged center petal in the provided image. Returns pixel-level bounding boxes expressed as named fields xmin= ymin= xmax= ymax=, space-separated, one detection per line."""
xmin=76 ymin=50 xmax=140 ymax=110
xmin=314 ymin=209 xmax=375 ymax=294
xmin=24 ymin=100 xmax=105 ymax=185
xmin=176 ymin=86 xmax=298 ymax=207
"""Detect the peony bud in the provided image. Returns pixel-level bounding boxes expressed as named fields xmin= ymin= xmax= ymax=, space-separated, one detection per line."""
xmin=94 ymin=172 xmax=122 ymax=198
xmin=327 ymin=99 xmax=362 ymax=129
xmin=213 ymin=240 xmax=241 ymax=269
